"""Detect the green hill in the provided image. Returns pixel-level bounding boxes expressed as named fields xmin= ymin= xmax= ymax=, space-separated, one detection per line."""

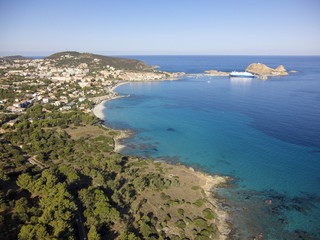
xmin=2 ymin=55 xmax=32 ymax=61
xmin=46 ymin=51 xmax=151 ymax=71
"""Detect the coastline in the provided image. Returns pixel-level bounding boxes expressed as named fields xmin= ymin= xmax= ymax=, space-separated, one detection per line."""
xmin=91 ymin=81 xmax=129 ymax=120
xmin=91 ymin=79 xmax=233 ymax=239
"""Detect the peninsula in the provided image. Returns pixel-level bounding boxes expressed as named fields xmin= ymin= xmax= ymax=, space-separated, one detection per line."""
xmin=0 ymin=51 xmax=231 ymax=240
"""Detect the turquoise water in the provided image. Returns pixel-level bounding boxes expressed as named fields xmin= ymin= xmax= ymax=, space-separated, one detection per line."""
xmin=103 ymin=56 xmax=320 ymax=239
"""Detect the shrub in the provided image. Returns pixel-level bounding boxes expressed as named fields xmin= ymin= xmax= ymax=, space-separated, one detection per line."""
xmin=193 ymin=217 xmax=207 ymax=229
xmin=139 ymin=222 xmax=157 ymax=238
xmin=175 ymin=219 xmax=186 ymax=229
xmin=205 ymin=224 xmax=217 ymax=237
xmin=177 ymin=208 xmax=184 ymax=215
xmin=191 ymin=186 xmax=201 ymax=190
xmin=193 ymin=198 xmax=207 ymax=207
xmin=202 ymin=208 xmax=215 ymax=220
xmin=169 ymin=234 xmax=180 ymax=240
xmin=160 ymin=192 xmax=171 ymax=200
xmin=160 ymin=221 xmax=167 ymax=228
xmin=185 ymin=217 xmax=192 ymax=223
xmin=195 ymin=235 xmax=210 ymax=240
xmin=167 ymin=199 xmax=180 ymax=206
xmin=200 ymin=229 xmax=210 ymax=237
xmin=164 ymin=214 xmax=171 ymax=222
xmin=171 ymin=179 xmax=180 ymax=187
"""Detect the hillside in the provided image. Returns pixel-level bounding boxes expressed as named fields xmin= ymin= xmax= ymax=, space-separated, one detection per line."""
xmin=46 ymin=51 xmax=151 ymax=71
xmin=2 ymin=55 xmax=32 ymax=61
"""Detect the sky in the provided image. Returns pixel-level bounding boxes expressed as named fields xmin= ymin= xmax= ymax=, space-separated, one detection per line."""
xmin=0 ymin=0 xmax=320 ymax=56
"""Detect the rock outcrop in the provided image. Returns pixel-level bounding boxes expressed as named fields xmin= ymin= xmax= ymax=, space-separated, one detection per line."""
xmin=274 ymin=65 xmax=287 ymax=72
xmin=246 ymin=63 xmax=274 ymax=74
xmin=246 ymin=63 xmax=289 ymax=79
xmin=204 ymin=70 xmax=229 ymax=76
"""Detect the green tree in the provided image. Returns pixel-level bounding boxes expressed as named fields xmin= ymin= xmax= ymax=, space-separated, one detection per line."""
xmin=88 ymin=225 xmax=101 ymax=240
xmin=16 ymin=173 xmax=33 ymax=191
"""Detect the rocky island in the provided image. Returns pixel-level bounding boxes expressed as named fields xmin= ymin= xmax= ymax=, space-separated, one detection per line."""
xmin=245 ymin=63 xmax=289 ymax=80
xmin=203 ymin=63 xmax=295 ymax=80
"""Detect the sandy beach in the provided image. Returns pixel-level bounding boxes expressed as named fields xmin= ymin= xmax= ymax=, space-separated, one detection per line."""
xmin=91 ymin=81 xmax=129 ymax=121
xmin=91 ymin=100 xmax=107 ymax=119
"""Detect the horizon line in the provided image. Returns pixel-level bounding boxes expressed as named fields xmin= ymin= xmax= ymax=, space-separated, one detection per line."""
xmin=1 ymin=52 xmax=320 ymax=58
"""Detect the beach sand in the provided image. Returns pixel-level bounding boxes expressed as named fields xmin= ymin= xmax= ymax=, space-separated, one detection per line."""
xmin=91 ymin=81 xmax=129 ymax=121
xmin=91 ymin=100 xmax=107 ymax=119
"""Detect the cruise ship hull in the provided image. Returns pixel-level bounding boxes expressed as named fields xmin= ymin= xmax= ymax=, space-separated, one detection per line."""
xmin=229 ymin=72 xmax=255 ymax=78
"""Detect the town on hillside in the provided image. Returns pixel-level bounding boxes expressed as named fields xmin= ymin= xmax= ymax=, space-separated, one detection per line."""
xmin=0 ymin=52 xmax=183 ymax=114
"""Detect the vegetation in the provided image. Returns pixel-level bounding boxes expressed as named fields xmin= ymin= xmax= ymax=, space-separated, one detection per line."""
xmin=203 ymin=208 xmax=215 ymax=220
xmin=46 ymin=51 xmax=151 ymax=71
xmin=0 ymin=101 xmax=221 ymax=239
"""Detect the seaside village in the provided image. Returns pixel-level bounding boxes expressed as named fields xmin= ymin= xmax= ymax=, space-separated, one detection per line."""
xmin=0 ymin=54 xmax=179 ymax=115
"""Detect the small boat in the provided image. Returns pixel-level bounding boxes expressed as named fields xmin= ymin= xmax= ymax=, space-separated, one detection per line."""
xmin=229 ymin=71 xmax=254 ymax=78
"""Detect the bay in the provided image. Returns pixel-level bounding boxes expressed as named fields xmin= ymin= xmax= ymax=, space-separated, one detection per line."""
xmin=103 ymin=56 xmax=320 ymax=239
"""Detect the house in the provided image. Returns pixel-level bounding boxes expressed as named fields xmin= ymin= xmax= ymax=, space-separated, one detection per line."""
xmin=51 ymin=101 xmax=60 ymax=106
xmin=42 ymin=108 xmax=52 ymax=113
xmin=59 ymin=106 xmax=71 ymax=111
xmin=67 ymin=102 xmax=76 ymax=107
xmin=6 ymin=106 xmax=16 ymax=112
xmin=42 ymin=98 xmax=50 ymax=103
xmin=13 ymin=103 xmax=21 ymax=108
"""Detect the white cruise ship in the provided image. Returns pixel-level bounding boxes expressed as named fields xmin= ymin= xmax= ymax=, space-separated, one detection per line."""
xmin=229 ymin=71 xmax=254 ymax=78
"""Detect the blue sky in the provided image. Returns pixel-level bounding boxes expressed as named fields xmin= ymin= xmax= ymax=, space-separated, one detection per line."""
xmin=0 ymin=0 xmax=319 ymax=55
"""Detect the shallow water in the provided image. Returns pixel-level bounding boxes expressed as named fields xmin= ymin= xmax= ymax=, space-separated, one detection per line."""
xmin=103 ymin=56 xmax=320 ymax=239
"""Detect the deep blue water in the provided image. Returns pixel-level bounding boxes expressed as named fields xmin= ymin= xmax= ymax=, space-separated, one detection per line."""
xmin=103 ymin=56 xmax=320 ymax=239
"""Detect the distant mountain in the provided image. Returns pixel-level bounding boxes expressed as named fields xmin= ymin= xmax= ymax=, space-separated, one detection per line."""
xmin=46 ymin=51 xmax=151 ymax=71
xmin=2 ymin=55 xmax=32 ymax=61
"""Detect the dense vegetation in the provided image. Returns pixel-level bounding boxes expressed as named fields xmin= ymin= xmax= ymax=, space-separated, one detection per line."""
xmin=0 ymin=104 xmax=220 ymax=240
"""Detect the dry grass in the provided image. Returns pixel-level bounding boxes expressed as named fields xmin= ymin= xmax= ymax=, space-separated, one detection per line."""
xmin=131 ymin=161 xmax=225 ymax=239
xmin=65 ymin=125 xmax=114 ymax=140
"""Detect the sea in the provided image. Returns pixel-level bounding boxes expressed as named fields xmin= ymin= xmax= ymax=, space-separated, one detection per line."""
xmin=102 ymin=56 xmax=320 ymax=240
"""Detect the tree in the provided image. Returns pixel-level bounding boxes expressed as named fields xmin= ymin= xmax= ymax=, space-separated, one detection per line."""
xmin=16 ymin=173 xmax=32 ymax=191
xmin=88 ymin=225 xmax=101 ymax=240
xmin=119 ymin=232 xmax=141 ymax=240
xmin=18 ymin=225 xmax=35 ymax=240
